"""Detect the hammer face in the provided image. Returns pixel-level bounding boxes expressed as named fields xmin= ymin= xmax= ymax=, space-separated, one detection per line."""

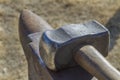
xmin=40 ymin=20 xmax=110 ymax=70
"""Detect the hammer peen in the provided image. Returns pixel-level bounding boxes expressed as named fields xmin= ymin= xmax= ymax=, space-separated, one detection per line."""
xmin=19 ymin=10 xmax=120 ymax=80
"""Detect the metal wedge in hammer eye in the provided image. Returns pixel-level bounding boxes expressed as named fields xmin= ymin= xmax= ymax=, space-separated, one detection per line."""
xmin=19 ymin=10 xmax=120 ymax=80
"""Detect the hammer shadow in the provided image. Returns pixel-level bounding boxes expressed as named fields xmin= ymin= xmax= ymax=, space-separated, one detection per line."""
xmin=106 ymin=8 xmax=120 ymax=50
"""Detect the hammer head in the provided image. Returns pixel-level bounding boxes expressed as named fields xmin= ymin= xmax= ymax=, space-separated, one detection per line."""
xmin=40 ymin=20 xmax=110 ymax=70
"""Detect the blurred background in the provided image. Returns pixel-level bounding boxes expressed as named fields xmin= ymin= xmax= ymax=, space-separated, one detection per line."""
xmin=0 ymin=0 xmax=120 ymax=80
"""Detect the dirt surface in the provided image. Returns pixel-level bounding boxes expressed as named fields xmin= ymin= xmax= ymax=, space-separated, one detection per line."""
xmin=0 ymin=0 xmax=120 ymax=80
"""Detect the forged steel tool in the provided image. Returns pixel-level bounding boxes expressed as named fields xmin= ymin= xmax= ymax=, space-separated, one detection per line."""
xmin=19 ymin=10 xmax=120 ymax=80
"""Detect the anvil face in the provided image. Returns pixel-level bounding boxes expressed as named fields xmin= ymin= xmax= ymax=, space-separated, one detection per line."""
xmin=40 ymin=20 xmax=110 ymax=70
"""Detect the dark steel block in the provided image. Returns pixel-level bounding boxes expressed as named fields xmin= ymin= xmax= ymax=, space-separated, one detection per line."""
xmin=40 ymin=20 xmax=110 ymax=70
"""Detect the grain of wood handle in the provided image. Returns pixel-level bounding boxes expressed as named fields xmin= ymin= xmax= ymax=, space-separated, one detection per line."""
xmin=74 ymin=45 xmax=120 ymax=80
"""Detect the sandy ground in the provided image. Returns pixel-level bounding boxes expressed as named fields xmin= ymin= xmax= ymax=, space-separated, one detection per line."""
xmin=0 ymin=0 xmax=120 ymax=80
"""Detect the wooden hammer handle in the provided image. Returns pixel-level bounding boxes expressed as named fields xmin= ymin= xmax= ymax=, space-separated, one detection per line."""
xmin=74 ymin=45 xmax=120 ymax=80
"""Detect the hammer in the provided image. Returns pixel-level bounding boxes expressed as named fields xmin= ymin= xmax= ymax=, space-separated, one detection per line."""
xmin=19 ymin=10 xmax=120 ymax=80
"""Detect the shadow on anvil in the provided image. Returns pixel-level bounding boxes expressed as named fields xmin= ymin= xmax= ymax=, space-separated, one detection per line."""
xmin=106 ymin=8 xmax=120 ymax=51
